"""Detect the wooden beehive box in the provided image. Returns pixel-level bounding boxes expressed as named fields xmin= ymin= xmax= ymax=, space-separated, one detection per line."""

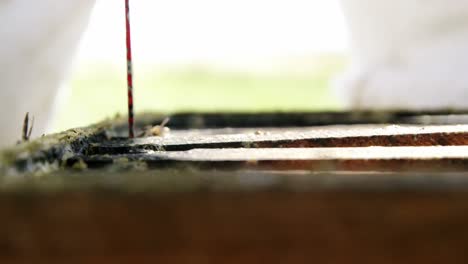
xmin=0 ymin=111 xmax=467 ymax=263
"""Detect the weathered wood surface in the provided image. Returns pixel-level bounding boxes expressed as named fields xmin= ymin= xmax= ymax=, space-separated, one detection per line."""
xmin=0 ymin=113 xmax=467 ymax=263
xmin=83 ymin=125 xmax=468 ymax=172
xmin=81 ymin=146 xmax=468 ymax=171
xmin=92 ymin=125 xmax=468 ymax=154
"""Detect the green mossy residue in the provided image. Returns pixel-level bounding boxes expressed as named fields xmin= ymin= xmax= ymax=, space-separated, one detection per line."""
xmin=0 ymin=120 xmax=114 ymax=176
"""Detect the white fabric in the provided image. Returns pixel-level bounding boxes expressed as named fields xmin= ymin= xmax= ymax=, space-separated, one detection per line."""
xmin=337 ymin=0 xmax=468 ymax=110
xmin=0 ymin=0 xmax=95 ymax=147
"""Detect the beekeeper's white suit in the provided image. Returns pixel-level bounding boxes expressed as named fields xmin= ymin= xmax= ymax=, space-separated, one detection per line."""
xmin=0 ymin=0 xmax=95 ymax=148
xmin=337 ymin=0 xmax=468 ymax=110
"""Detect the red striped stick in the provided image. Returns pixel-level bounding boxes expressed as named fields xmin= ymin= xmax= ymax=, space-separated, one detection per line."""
xmin=125 ymin=0 xmax=135 ymax=138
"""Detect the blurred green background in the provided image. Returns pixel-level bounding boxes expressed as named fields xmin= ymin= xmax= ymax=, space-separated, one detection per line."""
xmin=55 ymin=54 xmax=347 ymax=131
